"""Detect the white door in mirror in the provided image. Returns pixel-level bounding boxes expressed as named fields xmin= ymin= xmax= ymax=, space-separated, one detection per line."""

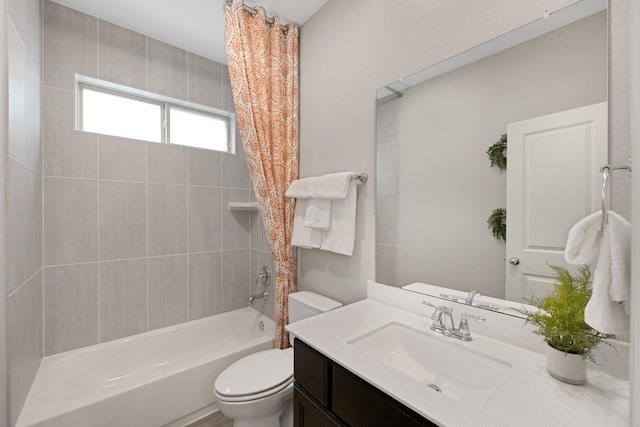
xmin=505 ymin=102 xmax=607 ymax=301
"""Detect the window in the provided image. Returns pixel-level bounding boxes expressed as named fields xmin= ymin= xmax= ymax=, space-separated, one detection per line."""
xmin=77 ymin=76 xmax=235 ymax=153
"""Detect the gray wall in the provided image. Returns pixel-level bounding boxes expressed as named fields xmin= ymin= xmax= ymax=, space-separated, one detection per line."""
xmin=298 ymin=0 xmax=631 ymax=305
xmin=41 ymin=0 xmax=273 ymax=358
xmin=377 ymin=12 xmax=607 ymax=296
xmin=4 ymin=0 xmax=43 ymax=425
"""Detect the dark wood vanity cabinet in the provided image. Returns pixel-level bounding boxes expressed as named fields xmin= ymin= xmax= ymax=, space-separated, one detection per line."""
xmin=293 ymin=339 xmax=437 ymax=427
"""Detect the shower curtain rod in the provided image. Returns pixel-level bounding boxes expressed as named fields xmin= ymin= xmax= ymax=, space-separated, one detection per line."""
xmin=225 ymin=0 xmax=289 ymax=33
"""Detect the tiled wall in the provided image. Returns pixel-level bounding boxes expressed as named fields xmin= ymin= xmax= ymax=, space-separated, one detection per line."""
xmin=375 ymin=96 xmax=398 ymax=287
xmin=5 ymin=0 xmax=43 ymax=425
xmin=42 ymin=0 xmax=273 ymax=357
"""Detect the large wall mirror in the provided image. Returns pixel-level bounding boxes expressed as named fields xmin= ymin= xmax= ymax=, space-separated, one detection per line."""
xmin=375 ymin=0 xmax=611 ymax=310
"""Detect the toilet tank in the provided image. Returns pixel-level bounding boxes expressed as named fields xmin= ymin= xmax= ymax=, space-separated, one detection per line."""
xmin=288 ymin=291 xmax=342 ymax=324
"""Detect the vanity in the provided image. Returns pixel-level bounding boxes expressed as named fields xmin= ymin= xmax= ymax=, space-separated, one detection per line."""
xmin=287 ymin=282 xmax=629 ymax=427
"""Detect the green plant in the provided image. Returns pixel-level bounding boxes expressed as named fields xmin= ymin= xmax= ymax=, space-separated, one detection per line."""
xmin=486 ymin=133 xmax=507 ymax=171
xmin=487 ymin=208 xmax=506 ymax=241
xmin=519 ymin=265 xmax=612 ymax=362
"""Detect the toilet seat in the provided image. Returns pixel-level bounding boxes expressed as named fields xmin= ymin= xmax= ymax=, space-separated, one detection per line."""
xmin=215 ymin=348 xmax=293 ymax=403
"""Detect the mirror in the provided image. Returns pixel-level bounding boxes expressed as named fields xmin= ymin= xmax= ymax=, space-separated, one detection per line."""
xmin=375 ymin=1 xmax=609 ymax=314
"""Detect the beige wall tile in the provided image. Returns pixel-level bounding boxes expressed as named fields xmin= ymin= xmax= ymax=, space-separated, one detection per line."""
xmin=222 ymin=249 xmax=250 ymax=312
xmin=7 ymin=271 xmax=43 ymax=426
xmin=7 ymin=20 xmax=26 ymax=162
xmin=43 ymin=86 xmax=98 ymax=178
xmin=98 ymin=20 xmax=147 ymax=89
xmin=43 ymin=0 xmax=97 ymax=91
xmin=188 ymin=147 xmax=221 ymax=187
xmin=148 ymin=255 xmax=188 ymax=330
xmin=222 ymin=189 xmax=250 ymax=250
xmin=221 ymin=147 xmax=250 ymax=189
xmin=44 ymin=263 xmax=99 ymax=355
xmin=7 ymin=158 xmax=26 ymax=295
xmin=187 ymin=53 xmax=223 ymax=109
xmin=99 ymin=180 xmax=147 ymax=261
xmin=44 ymin=177 xmax=98 ymax=266
xmin=24 ymin=59 xmax=41 ymax=172
xmin=25 ymin=0 xmax=42 ymax=73
xmin=375 ymin=195 xmax=397 ymax=245
xmin=375 ymin=244 xmax=397 ymax=287
xmin=99 ymin=259 xmax=147 ymax=342
xmin=148 ymin=184 xmax=187 ymax=256
xmin=147 ymin=38 xmax=188 ymax=100
xmin=148 ymin=143 xmax=188 ymax=184
xmin=98 ymin=135 xmax=147 ymax=182
xmin=188 ymin=186 xmax=222 ymax=252
xmin=188 ymin=252 xmax=222 ymax=320
xmin=25 ymin=168 xmax=42 ymax=279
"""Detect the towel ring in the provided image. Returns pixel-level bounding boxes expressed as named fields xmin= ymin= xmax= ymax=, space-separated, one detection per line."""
xmin=600 ymin=159 xmax=631 ymax=228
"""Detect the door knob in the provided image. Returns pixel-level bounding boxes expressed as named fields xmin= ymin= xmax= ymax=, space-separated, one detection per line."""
xmin=508 ymin=257 xmax=520 ymax=265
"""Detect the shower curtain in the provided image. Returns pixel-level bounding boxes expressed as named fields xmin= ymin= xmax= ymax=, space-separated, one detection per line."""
xmin=225 ymin=0 xmax=299 ymax=349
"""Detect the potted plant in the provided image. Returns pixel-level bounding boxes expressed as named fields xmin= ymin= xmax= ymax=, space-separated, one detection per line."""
xmin=519 ymin=264 xmax=612 ymax=385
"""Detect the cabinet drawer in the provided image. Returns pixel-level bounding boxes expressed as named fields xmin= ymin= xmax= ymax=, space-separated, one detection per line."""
xmin=294 ymin=385 xmax=344 ymax=427
xmin=294 ymin=339 xmax=331 ymax=407
xmin=332 ymin=364 xmax=436 ymax=427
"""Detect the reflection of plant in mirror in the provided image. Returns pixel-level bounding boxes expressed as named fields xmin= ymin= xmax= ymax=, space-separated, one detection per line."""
xmin=486 ymin=133 xmax=507 ymax=171
xmin=487 ymin=208 xmax=506 ymax=241
xmin=518 ymin=265 xmax=612 ymax=363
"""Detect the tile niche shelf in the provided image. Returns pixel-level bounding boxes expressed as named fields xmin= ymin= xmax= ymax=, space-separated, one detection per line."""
xmin=227 ymin=201 xmax=259 ymax=211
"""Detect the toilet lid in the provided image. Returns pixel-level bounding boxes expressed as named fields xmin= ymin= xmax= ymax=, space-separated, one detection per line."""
xmin=215 ymin=348 xmax=293 ymax=398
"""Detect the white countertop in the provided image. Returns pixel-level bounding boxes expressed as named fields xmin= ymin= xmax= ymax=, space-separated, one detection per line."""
xmin=287 ymin=299 xmax=629 ymax=427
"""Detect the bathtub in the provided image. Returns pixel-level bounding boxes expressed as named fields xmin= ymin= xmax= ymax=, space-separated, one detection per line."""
xmin=16 ymin=307 xmax=275 ymax=427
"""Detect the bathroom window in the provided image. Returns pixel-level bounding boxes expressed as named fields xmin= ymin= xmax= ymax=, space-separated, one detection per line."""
xmin=77 ymin=76 xmax=234 ymax=153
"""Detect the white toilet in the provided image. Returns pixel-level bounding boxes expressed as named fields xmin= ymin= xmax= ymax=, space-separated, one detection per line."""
xmin=214 ymin=291 xmax=342 ymax=427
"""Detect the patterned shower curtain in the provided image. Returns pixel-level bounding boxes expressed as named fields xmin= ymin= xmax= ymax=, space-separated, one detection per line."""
xmin=225 ymin=0 xmax=299 ymax=349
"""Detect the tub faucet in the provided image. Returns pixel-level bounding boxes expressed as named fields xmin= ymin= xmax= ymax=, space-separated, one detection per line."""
xmin=248 ymin=291 xmax=268 ymax=305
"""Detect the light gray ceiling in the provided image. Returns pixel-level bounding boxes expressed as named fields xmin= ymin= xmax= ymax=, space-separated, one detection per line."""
xmin=50 ymin=0 xmax=327 ymax=64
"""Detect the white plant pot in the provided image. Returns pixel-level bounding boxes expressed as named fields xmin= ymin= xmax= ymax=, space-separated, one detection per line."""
xmin=546 ymin=344 xmax=586 ymax=385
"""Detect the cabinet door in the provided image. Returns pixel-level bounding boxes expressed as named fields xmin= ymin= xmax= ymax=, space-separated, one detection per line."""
xmin=332 ymin=364 xmax=436 ymax=427
xmin=294 ymin=385 xmax=343 ymax=427
xmin=294 ymin=339 xmax=331 ymax=407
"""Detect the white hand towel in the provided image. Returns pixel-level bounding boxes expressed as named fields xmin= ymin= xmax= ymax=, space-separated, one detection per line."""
xmin=564 ymin=211 xmax=603 ymax=265
xmin=285 ymin=172 xmax=355 ymax=199
xmin=319 ymin=180 xmax=358 ymax=256
xmin=291 ymin=199 xmax=322 ymax=249
xmin=584 ymin=232 xmax=630 ymax=335
xmin=607 ymin=211 xmax=631 ymax=303
xmin=304 ymin=199 xmax=331 ymax=230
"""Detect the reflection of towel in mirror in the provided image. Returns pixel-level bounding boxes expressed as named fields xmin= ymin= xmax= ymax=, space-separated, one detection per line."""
xmin=578 ymin=211 xmax=631 ymax=335
xmin=564 ymin=211 xmax=603 ymax=265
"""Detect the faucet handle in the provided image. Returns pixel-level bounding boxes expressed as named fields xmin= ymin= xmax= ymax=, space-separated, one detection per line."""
xmin=461 ymin=313 xmax=485 ymax=322
xmin=455 ymin=313 xmax=485 ymax=341
xmin=422 ymin=301 xmax=440 ymax=320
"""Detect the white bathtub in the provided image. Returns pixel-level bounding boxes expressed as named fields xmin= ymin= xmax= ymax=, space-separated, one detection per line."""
xmin=16 ymin=307 xmax=275 ymax=427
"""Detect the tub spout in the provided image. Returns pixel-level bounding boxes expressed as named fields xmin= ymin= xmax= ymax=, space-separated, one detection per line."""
xmin=248 ymin=291 xmax=268 ymax=305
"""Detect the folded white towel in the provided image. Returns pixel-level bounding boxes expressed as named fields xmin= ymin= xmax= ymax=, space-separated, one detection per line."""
xmin=319 ymin=180 xmax=358 ymax=256
xmin=291 ymin=199 xmax=322 ymax=249
xmin=304 ymin=199 xmax=331 ymax=230
xmin=285 ymin=172 xmax=355 ymax=199
xmin=564 ymin=211 xmax=603 ymax=265
xmin=584 ymin=233 xmax=630 ymax=335
xmin=583 ymin=210 xmax=631 ymax=335
xmin=607 ymin=211 xmax=631 ymax=303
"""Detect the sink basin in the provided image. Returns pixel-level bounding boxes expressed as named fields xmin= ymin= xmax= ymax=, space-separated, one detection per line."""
xmin=348 ymin=322 xmax=511 ymax=409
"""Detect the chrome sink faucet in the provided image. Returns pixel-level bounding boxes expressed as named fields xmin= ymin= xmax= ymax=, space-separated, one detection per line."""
xmin=422 ymin=301 xmax=485 ymax=341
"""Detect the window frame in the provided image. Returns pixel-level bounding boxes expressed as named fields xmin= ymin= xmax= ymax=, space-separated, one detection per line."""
xmin=75 ymin=74 xmax=236 ymax=153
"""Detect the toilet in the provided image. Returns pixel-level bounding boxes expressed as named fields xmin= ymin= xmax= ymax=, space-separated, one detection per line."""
xmin=214 ymin=291 xmax=342 ymax=427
